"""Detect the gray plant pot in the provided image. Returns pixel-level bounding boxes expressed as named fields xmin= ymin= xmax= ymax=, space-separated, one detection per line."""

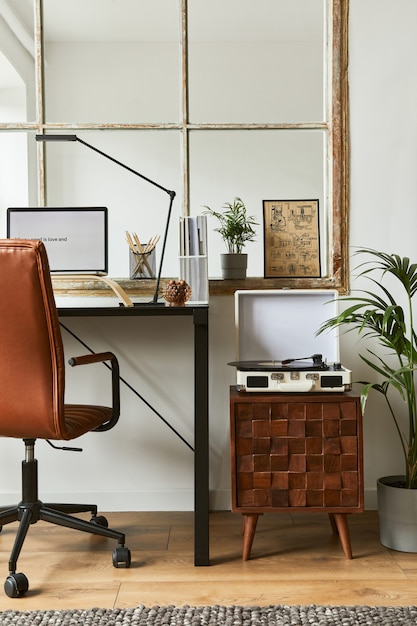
xmin=220 ymin=253 xmax=248 ymax=279
xmin=377 ymin=475 xmax=417 ymax=552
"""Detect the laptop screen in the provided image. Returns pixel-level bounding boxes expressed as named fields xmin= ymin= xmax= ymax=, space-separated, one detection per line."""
xmin=7 ymin=207 xmax=108 ymax=275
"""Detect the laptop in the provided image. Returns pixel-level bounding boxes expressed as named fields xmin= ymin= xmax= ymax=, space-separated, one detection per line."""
xmin=7 ymin=207 xmax=108 ymax=275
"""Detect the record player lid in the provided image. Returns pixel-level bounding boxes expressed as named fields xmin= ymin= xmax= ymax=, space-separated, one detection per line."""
xmin=234 ymin=289 xmax=339 ymax=363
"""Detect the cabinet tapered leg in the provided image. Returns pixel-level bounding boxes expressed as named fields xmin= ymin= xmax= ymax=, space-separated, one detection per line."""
xmin=242 ymin=514 xmax=259 ymax=560
xmin=332 ymin=513 xmax=352 ymax=559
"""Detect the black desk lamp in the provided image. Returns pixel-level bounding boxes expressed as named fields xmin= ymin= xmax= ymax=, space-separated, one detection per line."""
xmin=35 ymin=133 xmax=176 ymax=306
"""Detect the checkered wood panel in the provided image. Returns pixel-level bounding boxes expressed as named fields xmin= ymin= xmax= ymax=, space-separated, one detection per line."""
xmin=232 ymin=399 xmax=361 ymax=510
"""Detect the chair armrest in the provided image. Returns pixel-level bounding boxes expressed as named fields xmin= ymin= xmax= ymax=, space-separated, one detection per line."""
xmin=68 ymin=351 xmax=116 ymax=367
xmin=68 ymin=352 xmax=120 ymax=431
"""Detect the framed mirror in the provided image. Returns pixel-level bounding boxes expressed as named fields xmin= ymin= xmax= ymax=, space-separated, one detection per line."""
xmin=0 ymin=0 xmax=349 ymax=291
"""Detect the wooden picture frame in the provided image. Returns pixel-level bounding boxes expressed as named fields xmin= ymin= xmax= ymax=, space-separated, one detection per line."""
xmin=263 ymin=199 xmax=321 ymax=278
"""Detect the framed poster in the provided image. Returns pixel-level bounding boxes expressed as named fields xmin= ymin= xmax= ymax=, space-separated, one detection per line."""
xmin=263 ymin=199 xmax=321 ymax=278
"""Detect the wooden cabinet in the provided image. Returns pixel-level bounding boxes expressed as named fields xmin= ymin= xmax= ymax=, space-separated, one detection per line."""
xmin=230 ymin=387 xmax=364 ymax=560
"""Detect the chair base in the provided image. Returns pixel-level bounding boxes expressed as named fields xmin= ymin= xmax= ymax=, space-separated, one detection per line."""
xmin=0 ymin=440 xmax=131 ymax=597
xmin=0 ymin=500 xmax=126 ymax=570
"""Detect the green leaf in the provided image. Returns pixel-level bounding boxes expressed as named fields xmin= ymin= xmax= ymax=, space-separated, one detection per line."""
xmin=319 ymin=247 xmax=417 ymax=485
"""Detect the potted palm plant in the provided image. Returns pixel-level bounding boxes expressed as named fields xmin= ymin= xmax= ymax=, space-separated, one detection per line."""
xmin=204 ymin=197 xmax=258 ymax=279
xmin=318 ymin=248 xmax=417 ymax=551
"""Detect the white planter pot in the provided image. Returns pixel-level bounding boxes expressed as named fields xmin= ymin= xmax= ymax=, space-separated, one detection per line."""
xmin=377 ymin=475 xmax=417 ymax=552
xmin=220 ymin=253 xmax=247 ymax=279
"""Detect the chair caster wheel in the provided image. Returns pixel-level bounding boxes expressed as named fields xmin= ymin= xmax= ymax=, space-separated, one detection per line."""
xmin=112 ymin=546 xmax=131 ymax=568
xmin=4 ymin=572 xmax=29 ymax=598
xmin=91 ymin=515 xmax=108 ymax=528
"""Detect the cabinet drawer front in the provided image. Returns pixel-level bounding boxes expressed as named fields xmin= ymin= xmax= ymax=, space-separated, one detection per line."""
xmin=230 ymin=396 xmax=363 ymax=512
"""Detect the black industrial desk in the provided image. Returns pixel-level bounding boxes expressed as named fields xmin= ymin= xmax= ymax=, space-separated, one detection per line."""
xmin=57 ymin=302 xmax=209 ymax=566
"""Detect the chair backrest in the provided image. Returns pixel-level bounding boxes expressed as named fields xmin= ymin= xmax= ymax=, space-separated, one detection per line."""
xmin=0 ymin=239 xmax=67 ymax=439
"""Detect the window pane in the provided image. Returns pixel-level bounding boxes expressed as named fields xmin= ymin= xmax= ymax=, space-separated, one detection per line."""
xmin=189 ymin=130 xmax=327 ymax=277
xmin=188 ymin=0 xmax=325 ymax=124
xmin=0 ymin=132 xmax=34 ymax=237
xmin=42 ymin=0 xmax=180 ymax=124
xmin=42 ymin=131 xmax=183 ymax=277
xmin=0 ymin=0 xmax=36 ymax=122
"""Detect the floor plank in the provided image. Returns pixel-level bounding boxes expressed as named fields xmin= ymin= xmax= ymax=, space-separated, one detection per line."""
xmin=0 ymin=510 xmax=415 ymax=610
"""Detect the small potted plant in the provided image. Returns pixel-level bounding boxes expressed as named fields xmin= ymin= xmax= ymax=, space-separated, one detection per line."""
xmin=204 ymin=197 xmax=258 ymax=279
xmin=318 ymin=248 xmax=417 ymax=551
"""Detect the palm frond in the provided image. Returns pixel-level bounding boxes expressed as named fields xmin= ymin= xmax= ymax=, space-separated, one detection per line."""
xmin=320 ymin=248 xmax=417 ymax=488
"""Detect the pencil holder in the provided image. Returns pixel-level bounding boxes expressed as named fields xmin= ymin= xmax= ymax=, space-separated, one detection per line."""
xmin=129 ymin=249 xmax=156 ymax=279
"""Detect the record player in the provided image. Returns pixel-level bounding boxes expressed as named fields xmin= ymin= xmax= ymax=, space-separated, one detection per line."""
xmin=229 ymin=289 xmax=352 ymax=393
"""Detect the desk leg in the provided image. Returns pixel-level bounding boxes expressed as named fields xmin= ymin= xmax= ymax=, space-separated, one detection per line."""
xmin=194 ymin=308 xmax=209 ymax=566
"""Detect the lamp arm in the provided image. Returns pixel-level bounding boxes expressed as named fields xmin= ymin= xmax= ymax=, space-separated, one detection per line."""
xmin=36 ymin=133 xmax=176 ymax=305
xmin=153 ymin=189 xmax=175 ymax=303
xmin=74 ymin=137 xmax=176 ymax=304
xmin=75 ymin=137 xmax=174 ymax=197
xmin=75 ymin=137 xmax=175 ymax=303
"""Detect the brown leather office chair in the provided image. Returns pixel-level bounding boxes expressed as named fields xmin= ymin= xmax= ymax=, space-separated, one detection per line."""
xmin=0 ymin=239 xmax=131 ymax=598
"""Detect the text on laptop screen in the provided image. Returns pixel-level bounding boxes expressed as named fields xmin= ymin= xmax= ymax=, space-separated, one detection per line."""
xmin=7 ymin=207 xmax=108 ymax=274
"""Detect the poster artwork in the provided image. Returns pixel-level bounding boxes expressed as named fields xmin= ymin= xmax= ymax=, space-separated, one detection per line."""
xmin=263 ymin=199 xmax=321 ymax=278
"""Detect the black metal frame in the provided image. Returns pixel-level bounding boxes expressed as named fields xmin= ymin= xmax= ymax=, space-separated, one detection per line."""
xmin=58 ymin=303 xmax=210 ymax=566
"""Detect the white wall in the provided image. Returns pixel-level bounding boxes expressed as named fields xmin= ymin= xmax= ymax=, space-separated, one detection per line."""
xmin=0 ymin=1 xmax=416 ymax=511
xmin=346 ymin=0 xmax=417 ymax=507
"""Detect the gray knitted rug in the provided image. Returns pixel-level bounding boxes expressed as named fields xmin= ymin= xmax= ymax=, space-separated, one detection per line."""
xmin=1 ymin=605 xmax=417 ymax=626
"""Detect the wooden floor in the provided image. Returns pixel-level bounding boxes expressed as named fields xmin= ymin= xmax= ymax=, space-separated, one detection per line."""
xmin=0 ymin=510 xmax=416 ymax=610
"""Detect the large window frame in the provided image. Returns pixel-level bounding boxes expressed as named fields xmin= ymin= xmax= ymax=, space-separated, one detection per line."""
xmin=1 ymin=0 xmax=349 ymax=292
